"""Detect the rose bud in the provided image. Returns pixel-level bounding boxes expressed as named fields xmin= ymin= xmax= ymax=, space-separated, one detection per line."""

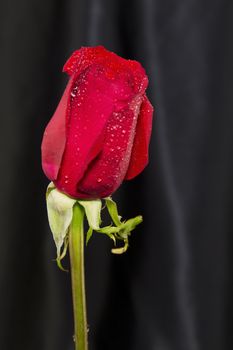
xmin=41 ymin=46 xmax=154 ymax=198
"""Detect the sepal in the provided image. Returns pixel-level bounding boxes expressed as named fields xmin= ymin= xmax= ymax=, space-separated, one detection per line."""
xmin=105 ymin=197 xmax=122 ymax=226
xmin=45 ymin=185 xmax=143 ymax=265
xmin=98 ymin=198 xmax=143 ymax=254
xmin=86 ymin=227 xmax=93 ymax=245
xmin=78 ymin=199 xmax=102 ymax=230
xmin=46 ymin=182 xmax=76 ymax=264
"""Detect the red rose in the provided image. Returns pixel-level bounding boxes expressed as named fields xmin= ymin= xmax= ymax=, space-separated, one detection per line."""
xmin=41 ymin=46 xmax=154 ymax=198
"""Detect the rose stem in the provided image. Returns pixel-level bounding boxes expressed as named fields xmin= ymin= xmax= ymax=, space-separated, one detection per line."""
xmin=69 ymin=203 xmax=88 ymax=350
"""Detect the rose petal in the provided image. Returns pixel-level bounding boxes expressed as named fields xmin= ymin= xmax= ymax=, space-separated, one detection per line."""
xmin=63 ymin=46 xmax=108 ymax=76
xmin=54 ymin=64 xmax=119 ymax=197
xmin=41 ymin=76 xmax=75 ymax=180
xmin=44 ymin=47 xmax=153 ymax=198
xmin=63 ymin=50 xmax=83 ymax=76
xmin=125 ymin=95 xmax=154 ymax=180
xmin=63 ymin=47 xmax=149 ymax=96
xmin=78 ymin=95 xmax=143 ymax=198
xmin=126 ymin=60 xmax=149 ymax=94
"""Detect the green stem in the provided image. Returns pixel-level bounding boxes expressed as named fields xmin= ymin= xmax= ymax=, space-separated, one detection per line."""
xmin=69 ymin=203 xmax=88 ymax=350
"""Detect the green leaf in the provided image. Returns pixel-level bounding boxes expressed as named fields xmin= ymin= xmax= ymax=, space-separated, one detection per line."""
xmin=78 ymin=199 xmax=102 ymax=230
xmin=46 ymin=187 xmax=76 ymax=260
xmin=118 ymin=215 xmax=143 ymax=239
xmin=97 ymin=225 xmax=120 ymax=235
xmin=105 ymin=197 xmax=122 ymax=226
xmin=111 ymin=240 xmax=129 ymax=255
xmin=96 ymin=227 xmax=116 ymax=244
xmin=86 ymin=227 xmax=93 ymax=246
xmin=96 ymin=213 xmax=143 ymax=249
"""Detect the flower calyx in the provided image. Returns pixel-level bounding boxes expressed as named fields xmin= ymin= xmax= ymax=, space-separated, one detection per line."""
xmin=46 ymin=183 xmax=143 ymax=270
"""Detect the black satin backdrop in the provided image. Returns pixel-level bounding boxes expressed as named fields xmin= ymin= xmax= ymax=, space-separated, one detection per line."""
xmin=0 ymin=0 xmax=233 ymax=349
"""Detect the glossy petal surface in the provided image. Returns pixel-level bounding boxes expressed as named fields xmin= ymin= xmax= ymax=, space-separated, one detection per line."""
xmin=125 ymin=95 xmax=154 ymax=180
xmin=54 ymin=65 xmax=116 ymax=197
xmin=41 ymin=77 xmax=74 ymax=180
xmin=79 ymin=97 xmax=141 ymax=197
xmin=63 ymin=46 xmax=148 ymax=95
xmin=42 ymin=46 xmax=154 ymax=198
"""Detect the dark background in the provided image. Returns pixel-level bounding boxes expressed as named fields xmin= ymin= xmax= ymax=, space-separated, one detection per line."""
xmin=0 ymin=0 xmax=233 ymax=349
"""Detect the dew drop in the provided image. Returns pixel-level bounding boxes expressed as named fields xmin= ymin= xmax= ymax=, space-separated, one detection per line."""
xmin=97 ymin=178 xmax=102 ymax=183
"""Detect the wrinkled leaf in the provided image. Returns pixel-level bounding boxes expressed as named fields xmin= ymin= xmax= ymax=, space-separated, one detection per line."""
xmin=97 ymin=225 xmax=120 ymax=235
xmin=111 ymin=240 xmax=129 ymax=255
xmin=105 ymin=197 xmax=122 ymax=226
xmin=118 ymin=215 xmax=143 ymax=239
xmin=96 ymin=226 xmax=116 ymax=244
xmin=96 ymin=213 xmax=143 ymax=250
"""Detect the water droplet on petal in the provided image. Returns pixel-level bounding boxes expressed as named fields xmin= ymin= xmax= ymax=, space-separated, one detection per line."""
xmin=97 ymin=178 xmax=102 ymax=183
